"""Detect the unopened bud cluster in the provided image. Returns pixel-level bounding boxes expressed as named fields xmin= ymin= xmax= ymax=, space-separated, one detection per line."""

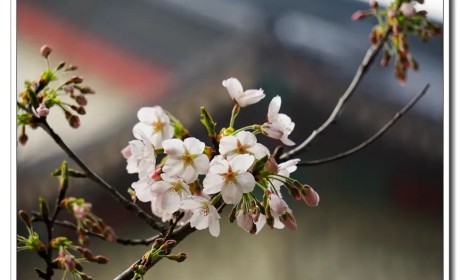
xmin=122 ymin=77 xmax=319 ymax=237
xmin=352 ymin=0 xmax=441 ymax=83
xmin=17 ymin=45 xmax=95 ymax=145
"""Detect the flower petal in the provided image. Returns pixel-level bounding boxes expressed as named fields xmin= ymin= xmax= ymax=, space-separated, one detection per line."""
xmin=219 ymin=135 xmax=238 ymax=155
xmin=236 ymin=131 xmax=256 ymax=147
xmin=267 ymin=96 xmax=281 ymax=121
xmin=183 ymin=137 xmax=205 ymax=154
xmin=203 ymin=174 xmax=224 ymax=194
xmin=193 ymin=154 xmax=210 ymax=174
xmin=230 ymin=154 xmax=255 ymax=173
xmin=161 ymin=190 xmax=181 ymax=213
xmin=181 ymin=165 xmax=198 ymax=183
xmin=208 ymin=218 xmax=220 ymax=237
xmin=133 ymin=123 xmax=152 ymax=140
xmin=221 ymin=182 xmax=243 ymax=204
xmin=162 ymin=139 xmax=185 ymax=156
xmin=237 ymin=89 xmax=265 ymax=107
xmin=137 ymin=107 xmax=157 ymax=123
xmin=236 ymin=172 xmax=256 ymax=193
xmin=222 ymin=77 xmax=243 ymax=100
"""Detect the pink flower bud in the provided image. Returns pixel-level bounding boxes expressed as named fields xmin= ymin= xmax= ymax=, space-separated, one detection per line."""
xmin=269 ymin=194 xmax=288 ymax=215
xmin=400 ymin=3 xmax=416 ymax=17
xmin=301 ymin=186 xmax=320 ymax=207
xmin=236 ymin=212 xmax=254 ymax=233
xmin=351 ymin=10 xmax=367 ymax=21
xmin=280 ymin=212 xmax=297 ymax=231
xmin=40 ymin=45 xmax=52 ymax=58
xmin=76 ymin=95 xmax=88 ymax=106
xmin=69 ymin=115 xmax=80 ymax=128
xmin=36 ymin=103 xmax=49 ymax=117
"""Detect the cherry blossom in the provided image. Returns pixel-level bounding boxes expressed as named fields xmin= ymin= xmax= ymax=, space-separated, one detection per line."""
xmin=121 ymin=133 xmax=156 ymax=179
xmin=133 ymin=106 xmax=174 ymax=149
xmin=150 ymin=174 xmax=191 ymax=213
xmin=262 ymin=96 xmax=295 ymax=146
xmin=222 ymin=77 xmax=265 ymax=107
xmin=180 ymin=196 xmax=220 ymax=237
xmin=236 ymin=211 xmax=255 ymax=233
xmin=219 ymin=131 xmax=270 ymax=160
xmin=162 ymin=137 xmax=210 ymax=183
xmin=203 ymin=154 xmax=256 ymax=204
xmin=131 ymin=176 xmax=156 ymax=203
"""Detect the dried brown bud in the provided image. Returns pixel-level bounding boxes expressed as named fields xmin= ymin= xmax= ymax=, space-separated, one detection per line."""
xmin=68 ymin=76 xmax=84 ymax=84
xmin=56 ymin=62 xmax=66 ymax=71
xmin=40 ymin=45 xmax=52 ymax=58
xmin=65 ymin=65 xmax=78 ymax=72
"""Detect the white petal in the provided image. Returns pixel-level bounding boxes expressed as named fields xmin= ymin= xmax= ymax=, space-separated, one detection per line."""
xmin=161 ymin=124 xmax=175 ymax=141
xmin=248 ymin=143 xmax=270 ymax=159
xmin=137 ymin=107 xmax=157 ymax=123
xmin=193 ymin=154 xmax=210 ymax=174
xmin=133 ymin=123 xmax=153 ymax=140
xmin=150 ymin=132 xmax=164 ymax=149
xmin=267 ymin=96 xmax=281 ymax=121
xmin=181 ymin=165 xmax=198 ymax=183
xmin=279 ymin=159 xmax=300 ymax=174
xmin=219 ymin=136 xmax=237 ymax=155
xmin=151 ymin=181 xmax=171 ymax=194
xmin=237 ymin=89 xmax=265 ymax=107
xmin=180 ymin=198 xmax=202 ymax=210
xmin=230 ymin=154 xmax=255 ymax=173
xmin=194 ymin=212 xmax=210 ymax=230
xmin=281 ymin=137 xmax=296 ymax=146
xmin=184 ymin=137 xmax=205 ymax=154
xmin=236 ymin=131 xmax=256 ymax=147
xmin=222 ymin=77 xmax=243 ymax=100
xmin=162 ymin=139 xmax=185 ymax=156
xmin=121 ymin=145 xmax=132 ymax=159
xmin=203 ymin=174 xmax=224 ymax=194
xmin=163 ymin=158 xmax=184 ymax=176
xmin=220 ymin=182 xmax=243 ymax=204
xmin=208 ymin=218 xmax=220 ymax=237
xmin=161 ymin=190 xmax=181 ymax=213
xmin=132 ymin=179 xmax=154 ymax=202
xmin=236 ymin=172 xmax=256 ymax=193
xmin=208 ymin=157 xmax=229 ymax=174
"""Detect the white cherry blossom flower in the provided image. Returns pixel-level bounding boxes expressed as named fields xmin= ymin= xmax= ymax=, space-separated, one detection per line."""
xmin=180 ymin=196 xmax=220 ymax=237
xmin=150 ymin=174 xmax=191 ymax=213
xmin=219 ymin=131 xmax=270 ymax=160
xmin=203 ymin=154 xmax=256 ymax=204
xmin=262 ymin=96 xmax=295 ymax=146
xmin=222 ymin=77 xmax=265 ymax=107
xmin=131 ymin=176 xmax=157 ymax=203
xmin=236 ymin=211 xmax=255 ymax=233
xmin=121 ymin=134 xmax=157 ymax=179
xmin=133 ymin=106 xmax=174 ymax=149
xmin=162 ymin=137 xmax=210 ymax=183
xmin=255 ymin=193 xmax=297 ymax=233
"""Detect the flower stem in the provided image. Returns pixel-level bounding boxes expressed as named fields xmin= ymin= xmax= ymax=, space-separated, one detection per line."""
xmin=229 ymin=104 xmax=240 ymax=128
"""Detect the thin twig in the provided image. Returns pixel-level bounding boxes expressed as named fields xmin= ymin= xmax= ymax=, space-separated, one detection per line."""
xmin=279 ymin=28 xmax=391 ymax=161
xmin=298 ymin=84 xmax=429 ymax=166
xmin=31 ymin=215 xmax=157 ymax=246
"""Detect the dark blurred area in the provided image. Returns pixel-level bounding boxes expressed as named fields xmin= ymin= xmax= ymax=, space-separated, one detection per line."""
xmin=17 ymin=0 xmax=443 ymax=279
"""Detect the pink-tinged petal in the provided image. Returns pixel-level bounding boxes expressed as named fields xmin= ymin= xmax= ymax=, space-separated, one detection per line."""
xmin=151 ymin=181 xmax=171 ymax=194
xmin=262 ymin=124 xmax=284 ymax=139
xmin=221 ymin=182 xmax=243 ymax=204
xmin=126 ymin=158 xmax=139 ymax=174
xmin=230 ymin=154 xmax=255 ymax=173
xmin=162 ymin=139 xmax=185 ymax=156
xmin=236 ymin=131 xmax=257 ymax=147
xmin=129 ymin=140 xmax=144 ymax=158
xmin=183 ymin=137 xmax=205 ymax=154
xmin=255 ymin=214 xmax=266 ymax=234
xmin=248 ymin=143 xmax=270 ymax=159
xmin=222 ymin=77 xmax=243 ymax=100
xmin=269 ymin=194 xmax=288 ymax=215
xmin=235 ymin=172 xmax=256 ymax=193
xmin=267 ymin=96 xmax=281 ymax=121
xmin=161 ymin=191 xmax=181 ymax=213
xmin=193 ymin=154 xmax=210 ymax=174
xmin=203 ymin=174 xmax=224 ymax=194
xmin=121 ymin=145 xmax=132 ymax=159
xmin=219 ymin=136 xmax=238 ymax=155
xmin=181 ymin=165 xmax=198 ymax=183
xmin=208 ymin=218 xmax=220 ymax=237
xmin=159 ymin=173 xmax=176 ymax=183
xmin=237 ymin=89 xmax=265 ymax=107
xmin=180 ymin=198 xmax=202 ymax=210
xmin=163 ymin=158 xmax=184 ymax=176
xmin=281 ymin=137 xmax=296 ymax=146
xmin=236 ymin=212 xmax=253 ymax=233
xmin=133 ymin=123 xmax=153 ymax=140
xmin=137 ymin=107 xmax=157 ymax=123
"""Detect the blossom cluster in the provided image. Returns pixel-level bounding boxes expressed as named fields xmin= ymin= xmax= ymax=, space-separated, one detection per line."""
xmin=122 ymin=77 xmax=319 ymax=237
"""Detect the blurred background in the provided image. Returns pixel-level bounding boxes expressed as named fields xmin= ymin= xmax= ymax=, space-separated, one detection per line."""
xmin=17 ymin=0 xmax=443 ymax=279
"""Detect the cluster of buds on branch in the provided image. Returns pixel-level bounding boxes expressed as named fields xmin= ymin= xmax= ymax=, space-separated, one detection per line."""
xmin=352 ymin=0 xmax=441 ymax=83
xmin=122 ymin=77 xmax=320 ymax=237
xmin=17 ymin=45 xmax=95 ymax=145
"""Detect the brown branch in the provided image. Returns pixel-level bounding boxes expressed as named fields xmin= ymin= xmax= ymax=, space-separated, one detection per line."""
xmin=298 ymin=84 xmax=429 ymax=166
xmin=279 ymin=28 xmax=391 ymax=161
